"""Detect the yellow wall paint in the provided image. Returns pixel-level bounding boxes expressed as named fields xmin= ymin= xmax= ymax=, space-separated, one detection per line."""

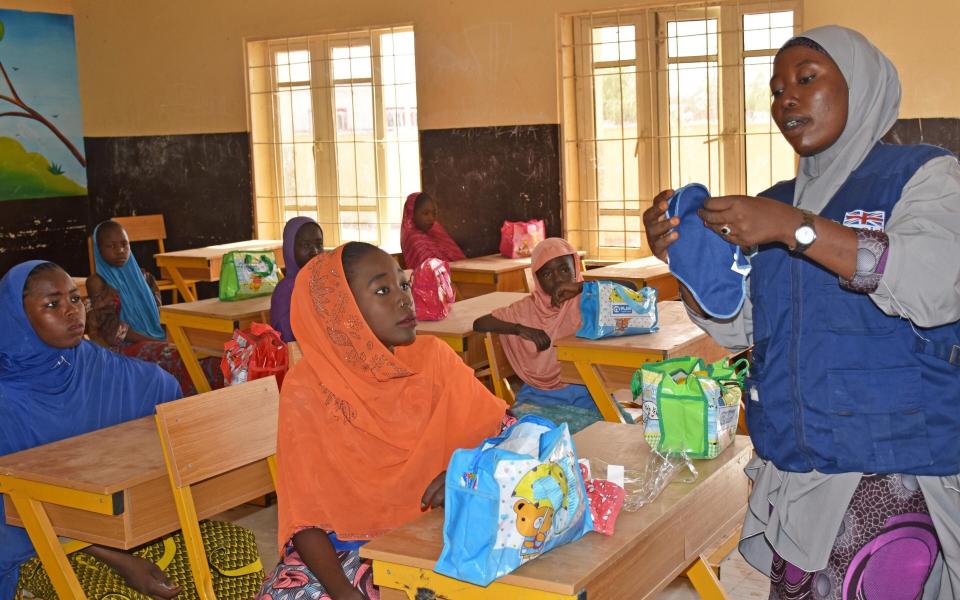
xmin=0 ymin=1 xmax=71 ymax=14
xmin=14 ymin=0 xmax=958 ymax=136
xmin=805 ymin=0 xmax=960 ymax=121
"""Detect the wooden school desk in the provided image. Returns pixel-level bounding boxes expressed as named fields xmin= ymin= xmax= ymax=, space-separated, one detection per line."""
xmin=582 ymin=256 xmax=679 ymax=300
xmin=555 ymin=301 xmax=726 ymax=422
xmin=361 ymin=422 xmax=752 ymax=600
xmin=154 ymin=239 xmax=283 ymax=302
xmin=0 ymin=417 xmax=273 ymax=600
xmin=448 ymin=254 xmax=533 ymax=299
xmin=415 ymin=292 xmax=526 ymax=364
xmin=449 ymin=252 xmax=586 ymax=300
xmin=159 ymin=295 xmax=271 ymax=393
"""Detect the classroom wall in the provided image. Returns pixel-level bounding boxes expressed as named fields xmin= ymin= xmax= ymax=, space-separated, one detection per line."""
xmin=1 ymin=0 xmax=958 ymax=271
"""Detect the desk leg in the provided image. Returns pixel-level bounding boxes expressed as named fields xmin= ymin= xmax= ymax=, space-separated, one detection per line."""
xmin=166 ymin=322 xmax=212 ymax=393
xmin=685 ymin=554 xmax=729 ymax=600
xmin=9 ymin=492 xmax=87 ymax=600
xmin=166 ymin=266 xmax=199 ymax=303
xmin=571 ymin=360 xmax=625 ymax=423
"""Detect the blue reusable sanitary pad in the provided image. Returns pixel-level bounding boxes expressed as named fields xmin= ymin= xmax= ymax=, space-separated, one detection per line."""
xmin=665 ymin=183 xmax=751 ymax=319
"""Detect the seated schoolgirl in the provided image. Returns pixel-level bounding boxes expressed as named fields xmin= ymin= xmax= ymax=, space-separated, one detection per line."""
xmin=85 ymin=220 xmax=223 ymax=395
xmin=271 ymin=216 xmax=324 ymax=342
xmin=0 ymin=261 xmax=263 ymax=600
xmin=257 ymin=242 xmax=506 ymax=600
xmin=400 ymin=191 xmax=466 ymax=270
xmin=472 ymin=237 xmax=598 ymax=414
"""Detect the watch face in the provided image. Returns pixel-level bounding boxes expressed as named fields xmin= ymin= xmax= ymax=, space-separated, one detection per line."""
xmin=796 ymin=225 xmax=816 ymax=245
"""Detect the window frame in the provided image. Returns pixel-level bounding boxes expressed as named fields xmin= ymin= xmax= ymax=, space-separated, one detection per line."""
xmin=562 ymin=1 xmax=801 ymax=260
xmin=246 ymin=25 xmax=419 ymax=248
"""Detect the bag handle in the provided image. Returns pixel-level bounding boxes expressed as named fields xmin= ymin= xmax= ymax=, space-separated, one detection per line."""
xmin=607 ymin=282 xmax=656 ymax=316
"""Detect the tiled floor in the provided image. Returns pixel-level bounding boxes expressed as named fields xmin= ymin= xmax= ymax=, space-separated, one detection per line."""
xmin=220 ymin=503 xmax=771 ymax=599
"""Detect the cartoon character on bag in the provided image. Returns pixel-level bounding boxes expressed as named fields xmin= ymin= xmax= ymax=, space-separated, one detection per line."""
xmin=511 ymin=462 xmax=574 ymax=562
xmin=241 ymin=253 xmax=275 ymax=291
xmin=513 ymin=499 xmax=553 ymax=560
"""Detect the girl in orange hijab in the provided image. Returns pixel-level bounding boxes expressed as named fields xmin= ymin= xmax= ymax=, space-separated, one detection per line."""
xmin=258 ymin=242 xmax=506 ymax=600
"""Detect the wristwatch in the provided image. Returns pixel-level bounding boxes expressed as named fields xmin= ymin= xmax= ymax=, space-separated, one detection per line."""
xmin=791 ymin=209 xmax=817 ymax=254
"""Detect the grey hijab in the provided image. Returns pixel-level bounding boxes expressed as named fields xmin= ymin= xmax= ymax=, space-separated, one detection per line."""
xmin=792 ymin=26 xmax=901 ymax=213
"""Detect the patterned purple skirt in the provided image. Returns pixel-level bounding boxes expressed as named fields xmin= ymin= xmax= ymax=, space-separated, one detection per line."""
xmin=770 ymin=473 xmax=939 ymax=600
xmin=257 ymin=538 xmax=378 ymax=600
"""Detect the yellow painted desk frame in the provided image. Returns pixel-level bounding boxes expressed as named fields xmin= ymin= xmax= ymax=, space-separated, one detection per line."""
xmin=0 ymin=476 xmax=119 ymax=599
xmin=554 ymin=344 xmax=667 ymax=423
xmin=372 ymin=555 xmax=726 ymax=600
xmin=160 ymin=306 xmax=270 ymax=394
xmin=153 ymin=255 xmax=209 ymax=303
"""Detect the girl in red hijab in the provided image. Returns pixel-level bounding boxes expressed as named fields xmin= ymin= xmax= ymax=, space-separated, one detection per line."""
xmin=399 ymin=192 xmax=466 ymax=270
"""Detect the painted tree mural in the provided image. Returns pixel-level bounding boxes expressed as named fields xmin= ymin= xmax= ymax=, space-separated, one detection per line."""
xmin=0 ymin=10 xmax=87 ymax=200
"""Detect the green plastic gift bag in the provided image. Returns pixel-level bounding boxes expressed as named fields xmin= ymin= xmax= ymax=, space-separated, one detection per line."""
xmin=632 ymin=356 xmax=748 ymax=459
xmin=218 ymin=249 xmax=281 ymax=301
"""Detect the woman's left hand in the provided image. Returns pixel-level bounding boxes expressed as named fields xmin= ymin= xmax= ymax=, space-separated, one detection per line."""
xmin=697 ymin=195 xmax=799 ymax=248
xmin=421 ymin=471 xmax=446 ymax=511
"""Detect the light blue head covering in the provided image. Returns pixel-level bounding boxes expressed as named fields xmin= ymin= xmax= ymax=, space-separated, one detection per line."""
xmin=790 ymin=26 xmax=901 ymax=213
xmin=0 ymin=260 xmax=181 ymax=598
xmin=92 ymin=221 xmax=166 ymax=339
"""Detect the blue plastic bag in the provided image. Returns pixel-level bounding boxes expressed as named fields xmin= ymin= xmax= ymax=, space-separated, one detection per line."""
xmin=435 ymin=415 xmax=594 ymax=586
xmin=576 ymin=281 xmax=659 ymax=340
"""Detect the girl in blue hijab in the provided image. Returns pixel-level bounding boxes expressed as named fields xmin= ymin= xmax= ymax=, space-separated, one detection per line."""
xmin=86 ymin=220 xmax=224 ymax=394
xmin=1 ymin=260 xmax=264 ymax=599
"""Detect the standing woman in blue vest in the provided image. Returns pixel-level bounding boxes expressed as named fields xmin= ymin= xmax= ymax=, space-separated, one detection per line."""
xmin=644 ymin=26 xmax=960 ymax=598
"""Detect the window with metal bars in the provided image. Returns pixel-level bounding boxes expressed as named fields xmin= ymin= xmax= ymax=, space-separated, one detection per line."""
xmin=560 ymin=2 xmax=800 ymax=261
xmin=246 ymin=26 xmax=420 ymax=249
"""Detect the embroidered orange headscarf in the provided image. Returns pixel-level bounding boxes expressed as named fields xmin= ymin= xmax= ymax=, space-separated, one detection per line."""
xmin=276 ymin=245 xmax=506 ymax=549
xmin=492 ymin=238 xmax=583 ymax=390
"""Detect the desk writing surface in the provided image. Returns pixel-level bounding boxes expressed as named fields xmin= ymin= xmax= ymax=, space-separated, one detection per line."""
xmin=160 ymin=295 xmax=272 ymax=320
xmin=415 ymin=292 xmax=526 ymax=338
xmin=361 ymin=423 xmax=752 ymax=595
xmin=450 ymin=251 xmax=587 ymax=275
xmin=154 ymin=239 xmax=283 ymax=261
xmin=449 ymin=254 xmax=532 ymax=274
xmin=0 ymin=418 xmax=164 ymax=495
xmin=555 ymin=301 xmax=723 ymax=360
xmin=582 ymin=256 xmax=669 ymax=281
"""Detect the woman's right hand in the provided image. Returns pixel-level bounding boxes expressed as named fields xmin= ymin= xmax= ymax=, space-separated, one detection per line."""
xmin=642 ymin=189 xmax=679 ymax=261
xmin=642 ymin=189 xmax=708 ymax=317
xmin=516 ymin=326 xmax=551 ymax=352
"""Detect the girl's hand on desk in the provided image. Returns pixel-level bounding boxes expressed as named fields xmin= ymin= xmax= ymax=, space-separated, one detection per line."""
xmin=516 ymin=326 xmax=551 ymax=352
xmin=421 ymin=471 xmax=446 ymax=511
xmin=551 ymin=282 xmax=583 ymax=307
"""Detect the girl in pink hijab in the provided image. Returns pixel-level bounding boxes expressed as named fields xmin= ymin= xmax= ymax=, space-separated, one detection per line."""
xmin=400 ymin=192 xmax=466 ymax=270
xmin=473 ymin=238 xmax=595 ymax=411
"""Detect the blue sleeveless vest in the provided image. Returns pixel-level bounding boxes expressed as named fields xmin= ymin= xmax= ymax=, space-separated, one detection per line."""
xmin=747 ymin=142 xmax=960 ymax=475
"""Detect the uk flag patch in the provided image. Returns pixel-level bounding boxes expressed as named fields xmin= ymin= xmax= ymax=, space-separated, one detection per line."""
xmin=843 ymin=209 xmax=885 ymax=231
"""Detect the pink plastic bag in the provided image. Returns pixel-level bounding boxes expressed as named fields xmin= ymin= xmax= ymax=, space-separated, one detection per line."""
xmin=499 ymin=219 xmax=546 ymax=258
xmin=412 ymin=258 xmax=455 ymax=321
